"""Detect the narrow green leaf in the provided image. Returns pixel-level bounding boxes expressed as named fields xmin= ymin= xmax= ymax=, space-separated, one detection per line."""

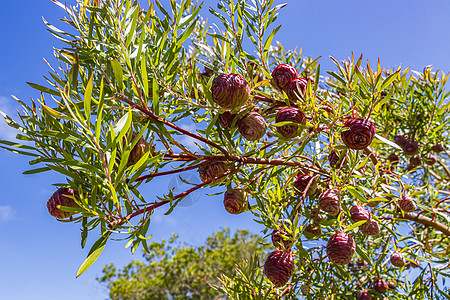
xmin=355 ymin=243 xmax=373 ymax=266
xmin=23 ymin=167 xmax=51 ymax=175
xmin=76 ymin=234 xmax=108 ymax=277
xmin=27 ymin=82 xmax=60 ymax=96
xmin=111 ymin=58 xmax=124 ymax=91
xmin=84 ymin=74 xmax=93 ymax=123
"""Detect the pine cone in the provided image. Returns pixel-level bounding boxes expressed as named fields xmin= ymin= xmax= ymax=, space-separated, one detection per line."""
xmin=218 ymin=110 xmax=236 ymax=129
xmin=286 ymin=78 xmax=308 ymax=100
xmin=271 ymin=64 xmax=299 ymax=91
xmin=341 ymin=118 xmax=376 ymax=150
xmin=293 ymin=174 xmax=317 ymax=197
xmin=271 ymin=230 xmax=293 ymax=250
xmin=390 ymin=252 xmax=405 ymax=268
xmin=409 ymin=155 xmax=421 ymax=167
xmin=431 ymin=143 xmax=444 ymax=153
xmin=275 ymin=107 xmax=306 ymax=138
xmin=402 ymin=140 xmax=419 ymax=156
xmin=211 ymin=74 xmax=250 ymax=109
xmin=360 ymin=220 xmax=380 ymax=236
xmin=303 ymin=224 xmax=322 ymax=239
xmin=398 ymin=196 xmax=416 ymax=212
xmin=198 ymin=161 xmax=228 ymax=184
xmin=372 ymin=279 xmax=388 ymax=294
xmin=350 ymin=205 xmax=371 ymax=230
xmin=263 ymin=250 xmax=295 ymax=287
xmin=47 ymin=188 xmax=78 ymax=219
xmin=393 ymin=134 xmax=407 ymax=146
xmin=326 ymin=232 xmax=356 ymax=265
xmin=318 ymin=189 xmax=341 ymax=216
xmin=357 ymin=292 xmax=372 ymax=300
xmin=237 ymin=111 xmax=267 ymax=141
xmin=223 ymin=188 xmax=247 ymax=214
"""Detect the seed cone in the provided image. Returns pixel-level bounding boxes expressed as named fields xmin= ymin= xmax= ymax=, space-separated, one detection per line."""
xmin=125 ymin=134 xmax=153 ymax=167
xmin=358 ymin=292 xmax=372 ymax=300
xmin=271 ymin=64 xmax=299 ymax=91
xmin=211 ymin=74 xmax=250 ymax=109
xmin=271 ymin=230 xmax=293 ymax=250
xmin=293 ymin=174 xmax=317 ymax=197
xmin=326 ymin=232 xmax=355 ymax=265
xmin=263 ymin=250 xmax=295 ymax=287
xmin=237 ymin=111 xmax=267 ymax=141
xmin=425 ymin=154 xmax=437 ymax=165
xmin=47 ymin=188 xmax=79 ymax=219
xmin=300 ymin=284 xmax=311 ymax=295
xmin=223 ymin=188 xmax=247 ymax=214
xmin=318 ymin=189 xmax=341 ymax=216
xmin=350 ymin=205 xmax=371 ymax=230
xmin=218 ymin=110 xmax=236 ymax=129
xmin=390 ymin=252 xmax=405 ymax=268
xmin=402 ymin=140 xmax=419 ymax=156
xmin=303 ymin=224 xmax=322 ymax=239
xmin=372 ymin=279 xmax=388 ymax=294
xmin=286 ymin=78 xmax=308 ymax=101
xmin=398 ymin=196 xmax=416 ymax=212
xmin=431 ymin=143 xmax=444 ymax=153
xmin=393 ymin=134 xmax=407 ymax=146
xmin=360 ymin=220 xmax=380 ymax=236
xmin=309 ymin=207 xmax=325 ymax=225
xmin=198 ymin=161 xmax=228 ymax=184
xmin=341 ymin=118 xmax=376 ymax=150
xmin=275 ymin=107 xmax=306 ymax=138
xmin=328 ymin=150 xmax=345 ymax=167
xmin=387 ymin=152 xmax=399 ymax=164
xmin=409 ymin=155 xmax=422 ymax=167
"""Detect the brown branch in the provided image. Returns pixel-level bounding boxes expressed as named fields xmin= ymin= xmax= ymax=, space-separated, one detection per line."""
xmin=437 ymin=159 xmax=450 ymax=179
xmin=397 ymin=211 xmax=450 ymax=237
xmin=134 ymin=161 xmax=209 ymax=182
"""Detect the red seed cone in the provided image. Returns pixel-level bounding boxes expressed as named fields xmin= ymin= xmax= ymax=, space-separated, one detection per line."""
xmin=237 ymin=111 xmax=267 ymax=141
xmin=372 ymin=279 xmax=388 ymax=294
xmin=300 ymin=284 xmax=311 ymax=295
xmin=388 ymin=281 xmax=397 ymax=290
xmin=402 ymin=140 xmax=419 ymax=156
xmin=303 ymin=224 xmax=322 ymax=239
xmin=198 ymin=161 xmax=228 ymax=184
xmin=223 ymin=188 xmax=247 ymax=214
xmin=263 ymin=250 xmax=295 ymax=287
xmin=285 ymin=78 xmax=308 ymax=101
xmin=431 ymin=143 xmax=444 ymax=153
xmin=341 ymin=118 xmax=376 ymax=150
xmin=409 ymin=155 xmax=422 ymax=167
xmin=398 ymin=196 xmax=416 ymax=212
xmin=318 ymin=189 xmax=341 ymax=216
xmin=425 ymin=153 xmax=437 ymax=165
xmin=309 ymin=207 xmax=325 ymax=225
xmin=390 ymin=252 xmax=405 ymax=268
xmin=275 ymin=107 xmax=306 ymax=138
xmin=360 ymin=220 xmax=380 ymax=236
xmin=387 ymin=152 xmax=399 ymax=164
xmin=271 ymin=64 xmax=299 ymax=91
xmin=326 ymin=232 xmax=356 ymax=265
xmin=126 ymin=134 xmax=153 ymax=167
xmin=271 ymin=230 xmax=293 ymax=250
xmin=218 ymin=110 xmax=236 ymax=129
xmin=293 ymin=174 xmax=317 ymax=197
xmin=358 ymin=292 xmax=372 ymax=300
xmin=47 ymin=188 xmax=79 ymax=219
xmin=393 ymin=134 xmax=407 ymax=146
xmin=328 ymin=150 xmax=345 ymax=168
xmin=350 ymin=205 xmax=371 ymax=230
xmin=211 ymin=74 xmax=250 ymax=109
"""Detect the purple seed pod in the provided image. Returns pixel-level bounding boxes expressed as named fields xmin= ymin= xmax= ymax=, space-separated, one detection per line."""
xmin=409 ymin=155 xmax=422 ymax=167
xmin=318 ymin=189 xmax=341 ymax=216
xmin=210 ymin=74 xmax=250 ymax=109
xmin=237 ymin=111 xmax=267 ymax=141
xmin=300 ymin=284 xmax=311 ymax=295
xmin=388 ymin=281 xmax=397 ymax=290
xmin=350 ymin=205 xmax=371 ymax=230
xmin=328 ymin=150 xmax=345 ymax=168
xmin=293 ymin=174 xmax=317 ymax=197
xmin=263 ymin=250 xmax=295 ymax=287
xmin=47 ymin=188 xmax=78 ymax=219
xmin=393 ymin=134 xmax=407 ymax=147
xmin=271 ymin=230 xmax=294 ymax=250
xmin=285 ymin=78 xmax=308 ymax=101
xmin=360 ymin=220 xmax=380 ymax=236
xmin=387 ymin=152 xmax=399 ymax=164
xmin=398 ymin=196 xmax=416 ymax=212
xmin=126 ymin=134 xmax=152 ymax=167
xmin=372 ymin=279 xmax=388 ymax=294
xmin=341 ymin=118 xmax=376 ymax=150
xmin=223 ymin=188 xmax=247 ymax=214
xmin=431 ymin=143 xmax=444 ymax=153
xmin=303 ymin=224 xmax=322 ymax=239
xmin=425 ymin=153 xmax=437 ymax=166
xmin=198 ymin=161 xmax=228 ymax=184
xmin=218 ymin=110 xmax=236 ymax=129
xmin=402 ymin=140 xmax=419 ymax=156
xmin=326 ymin=232 xmax=356 ymax=265
xmin=357 ymin=291 xmax=372 ymax=300
xmin=275 ymin=107 xmax=306 ymax=138
xmin=390 ymin=252 xmax=405 ymax=268
xmin=271 ymin=64 xmax=299 ymax=91
xmin=309 ymin=207 xmax=325 ymax=225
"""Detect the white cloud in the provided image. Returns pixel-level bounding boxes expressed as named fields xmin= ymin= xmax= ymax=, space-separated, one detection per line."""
xmin=0 ymin=96 xmax=20 ymax=141
xmin=179 ymin=123 xmax=205 ymax=152
xmin=0 ymin=206 xmax=14 ymax=222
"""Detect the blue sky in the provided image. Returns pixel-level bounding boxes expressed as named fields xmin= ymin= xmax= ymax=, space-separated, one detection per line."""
xmin=0 ymin=1 xmax=449 ymax=299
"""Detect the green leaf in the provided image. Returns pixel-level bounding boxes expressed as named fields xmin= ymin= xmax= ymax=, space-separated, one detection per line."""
xmin=374 ymin=133 xmax=403 ymax=151
xmin=111 ymin=58 xmax=124 ymax=92
xmin=76 ymin=234 xmax=109 ymax=277
xmin=355 ymin=242 xmax=372 ymax=266
xmin=23 ymin=167 xmax=51 ymax=175
xmin=84 ymin=74 xmax=93 ymax=123
xmin=27 ymin=82 xmax=60 ymax=96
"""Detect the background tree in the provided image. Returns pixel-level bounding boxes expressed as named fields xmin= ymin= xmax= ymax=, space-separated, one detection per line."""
xmin=0 ymin=0 xmax=449 ymax=299
xmin=98 ymin=228 xmax=269 ymax=299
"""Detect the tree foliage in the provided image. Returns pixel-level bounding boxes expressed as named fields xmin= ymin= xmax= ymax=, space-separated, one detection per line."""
xmin=1 ymin=0 xmax=450 ymax=298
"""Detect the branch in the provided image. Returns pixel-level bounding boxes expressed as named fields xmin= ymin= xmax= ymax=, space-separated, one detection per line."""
xmin=397 ymin=211 xmax=450 ymax=237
